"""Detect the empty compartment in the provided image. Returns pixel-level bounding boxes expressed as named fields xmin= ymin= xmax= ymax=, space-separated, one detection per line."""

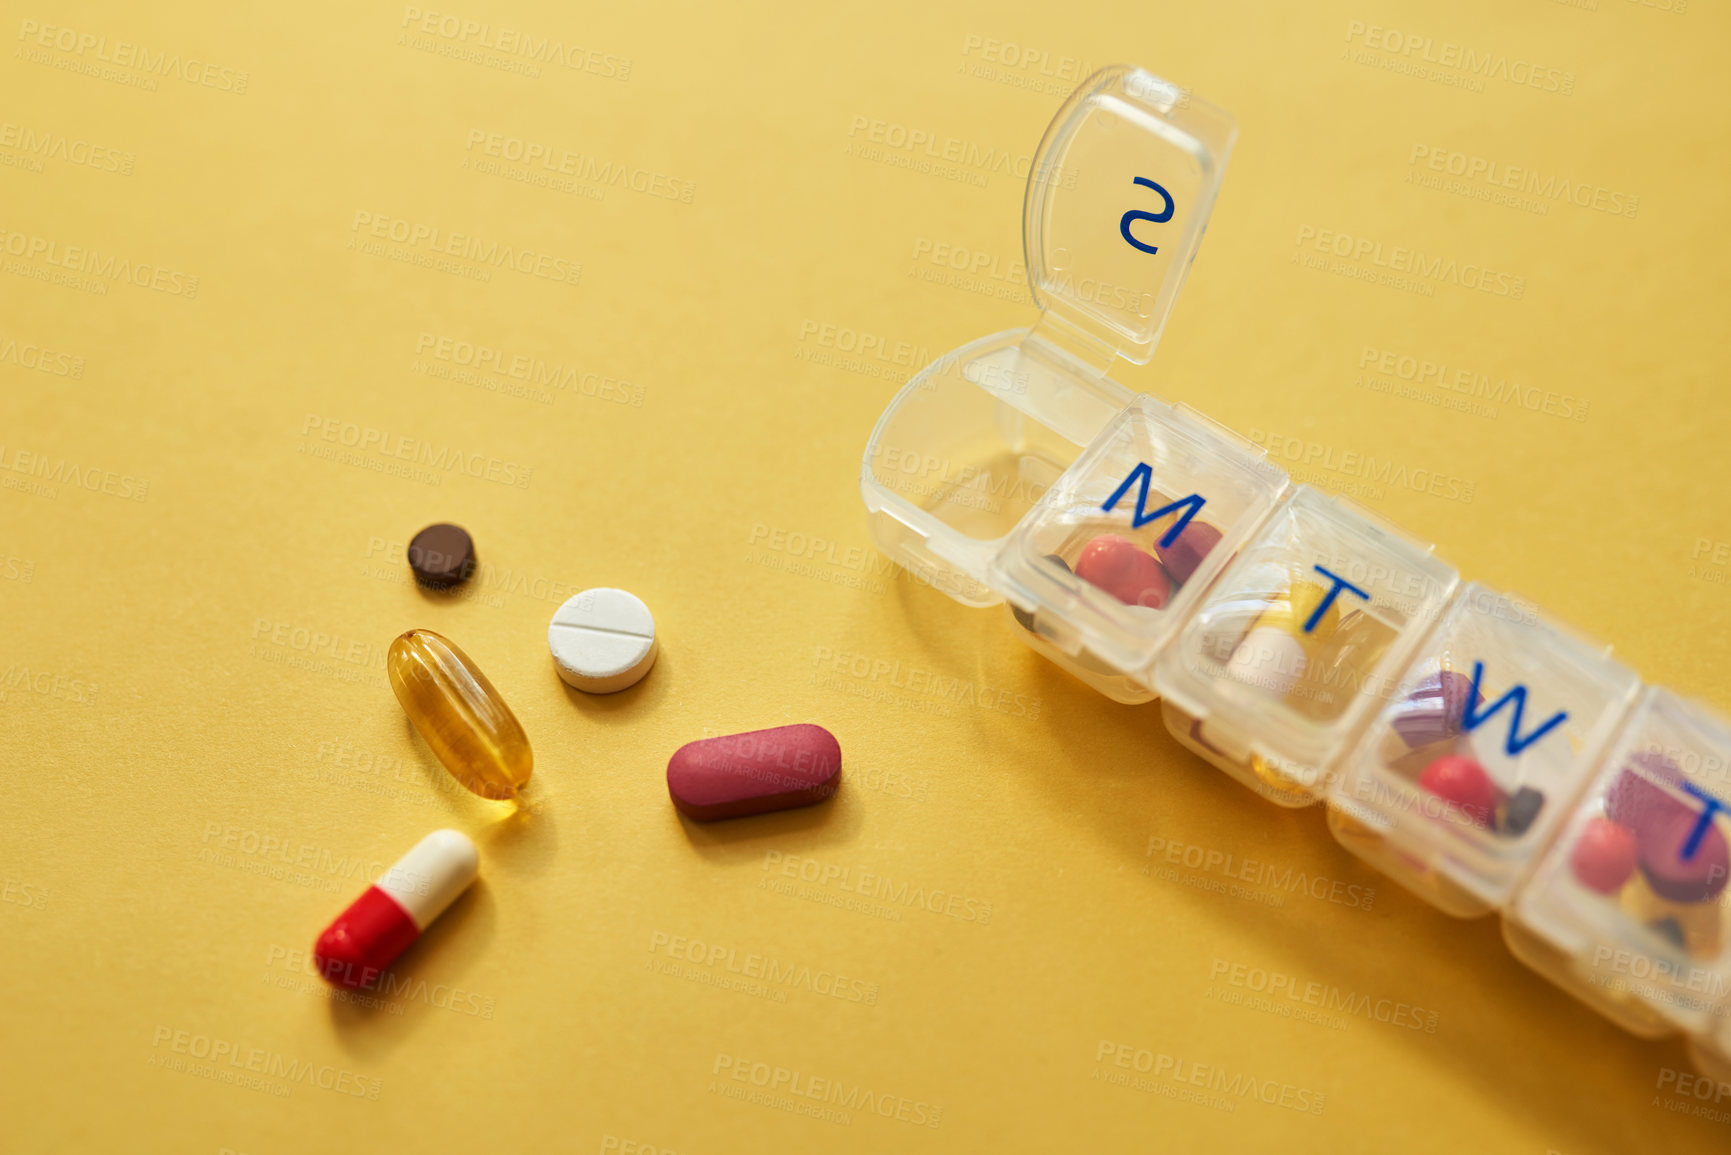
xmin=861 ymin=330 xmax=1131 ymax=605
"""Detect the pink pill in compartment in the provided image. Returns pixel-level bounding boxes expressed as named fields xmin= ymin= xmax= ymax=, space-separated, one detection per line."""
xmin=1418 ymin=754 xmax=1497 ymax=828
xmin=1570 ymin=817 xmax=1638 ymax=895
xmin=667 ymin=723 xmax=842 ymax=821
xmin=1075 ymin=534 xmax=1171 ymax=609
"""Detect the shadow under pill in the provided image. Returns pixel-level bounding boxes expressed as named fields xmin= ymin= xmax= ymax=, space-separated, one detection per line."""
xmin=672 ymin=783 xmax=861 ymax=863
xmin=394 ymin=715 xmax=561 ymax=879
xmin=555 ymin=650 xmax=670 ymax=722
xmin=412 ymin=582 xmax=470 ymax=608
xmin=1005 ymin=679 xmax=1676 ymax=1155
xmin=474 ymin=802 xmax=558 ymax=878
xmin=325 ymin=879 xmax=496 ymax=1059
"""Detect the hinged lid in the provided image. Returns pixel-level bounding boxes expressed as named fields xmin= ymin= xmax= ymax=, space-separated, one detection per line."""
xmin=1023 ymin=66 xmax=1236 ymax=370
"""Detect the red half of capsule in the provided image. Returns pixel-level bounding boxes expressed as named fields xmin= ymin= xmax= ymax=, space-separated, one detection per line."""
xmin=314 ymin=886 xmax=421 ymax=990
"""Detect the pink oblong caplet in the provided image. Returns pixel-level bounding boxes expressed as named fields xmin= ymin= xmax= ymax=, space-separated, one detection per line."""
xmin=667 ymin=723 xmax=842 ymax=821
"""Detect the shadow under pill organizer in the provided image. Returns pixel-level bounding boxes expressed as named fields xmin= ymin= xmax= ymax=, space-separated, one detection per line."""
xmin=859 ymin=64 xmax=1731 ymax=1082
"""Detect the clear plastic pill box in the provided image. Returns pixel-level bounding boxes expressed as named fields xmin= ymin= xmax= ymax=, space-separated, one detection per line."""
xmin=859 ymin=62 xmax=1731 ymax=1078
xmin=1505 ymin=687 xmax=1731 ymax=1037
xmin=1153 ymin=487 xmax=1458 ymax=805
xmin=860 ymin=65 xmax=1256 ymax=701
xmin=1328 ymin=584 xmax=1640 ymax=916
xmin=996 ymin=395 xmax=1287 ymax=700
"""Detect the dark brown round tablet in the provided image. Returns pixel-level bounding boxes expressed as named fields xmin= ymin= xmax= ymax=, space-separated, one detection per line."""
xmin=407 ymin=524 xmax=476 ymax=588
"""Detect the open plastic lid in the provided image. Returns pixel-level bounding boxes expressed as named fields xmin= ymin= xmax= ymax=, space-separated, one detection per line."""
xmin=1023 ymin=66 xmax=1237 ymax=372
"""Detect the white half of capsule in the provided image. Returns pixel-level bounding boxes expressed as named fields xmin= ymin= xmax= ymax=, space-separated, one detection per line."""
xmin=1226 ymin=625 xmax=1307 ymax=698
xmin=376 ymin=829 xmax=479 ymax=930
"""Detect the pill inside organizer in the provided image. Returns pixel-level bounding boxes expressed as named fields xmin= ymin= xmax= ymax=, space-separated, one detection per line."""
xmin=1326 ymin=583 xmax=1639 ymax=918
xmin=989 ymin=394 xmax=1287 ymax=703
xmin=1154 ymin=486 xmax=1458 ymax=808
xmin=850 ymin=60 xmax=1731 ymax=1086
xmin=388 ymin=629 xmax=532 ymax=800
xmin=1504 ymin=687 xmax=1731 ymax=1040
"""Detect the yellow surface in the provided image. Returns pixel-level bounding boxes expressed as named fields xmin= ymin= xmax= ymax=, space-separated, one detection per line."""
xmin=3 ymin=1 xmax=1729 ymax=1151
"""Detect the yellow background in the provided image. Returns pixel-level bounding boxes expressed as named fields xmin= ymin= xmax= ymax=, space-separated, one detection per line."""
xmin=3 ymin=0 xmax=1728 ymax=1151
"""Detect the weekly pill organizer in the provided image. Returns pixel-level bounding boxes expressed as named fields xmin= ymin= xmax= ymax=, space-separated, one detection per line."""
xmin=9 ymin=7 xmax=1729 ymax=1149
xmin=861 ymin=65 xmax=1731 ymax=1079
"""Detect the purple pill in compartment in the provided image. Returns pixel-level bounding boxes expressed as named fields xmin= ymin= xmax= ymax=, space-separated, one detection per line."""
xmin=1390 ymin=669 xmax=1481 ymax=748
xmin=1154 ymin=520 xmax=1223 ymax=587
xmin=1637 ymin=809 xmax=1731 ymax=903
xmin=1606 ymin=753 xmax=1694 ymax=840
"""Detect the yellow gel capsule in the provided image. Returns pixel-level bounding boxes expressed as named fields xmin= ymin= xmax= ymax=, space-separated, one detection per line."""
xmin=387 ymin=629 xmax=532 ymax=800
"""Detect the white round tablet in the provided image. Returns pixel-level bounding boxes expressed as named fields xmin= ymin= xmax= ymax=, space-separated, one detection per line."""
xmin=548 ymin=588 xmax=659 ymax=693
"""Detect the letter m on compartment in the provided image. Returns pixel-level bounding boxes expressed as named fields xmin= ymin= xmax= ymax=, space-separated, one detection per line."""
xmin=1101 ymin=463 xmax=1205 ymax=549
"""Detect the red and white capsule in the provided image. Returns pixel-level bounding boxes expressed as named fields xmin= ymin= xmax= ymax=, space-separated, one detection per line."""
xmin=314 ymin=829 xmax=478 ymax=990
